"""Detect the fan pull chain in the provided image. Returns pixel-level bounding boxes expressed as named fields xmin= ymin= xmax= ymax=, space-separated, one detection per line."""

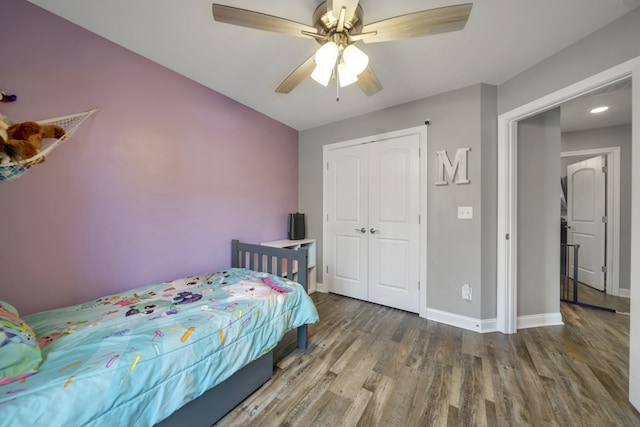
xmin=335 ymin=63 xmax=340 ymax=102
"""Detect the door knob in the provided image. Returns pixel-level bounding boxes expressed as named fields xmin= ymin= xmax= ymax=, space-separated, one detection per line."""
xmin=355 ymin=227 xmax=366 ymax=233
xmin=370 ymin=228 xmax=380 ymax=234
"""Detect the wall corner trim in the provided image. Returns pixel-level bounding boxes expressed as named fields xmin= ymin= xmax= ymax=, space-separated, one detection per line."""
xmin=426 ymin=308 xmax=497 ymax=333
xmin=314 ymin=282 xmax=327 ymax=293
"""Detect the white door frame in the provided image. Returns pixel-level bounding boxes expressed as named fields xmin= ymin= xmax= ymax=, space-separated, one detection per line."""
xmin=323 ymin=125 xmax=428 ymax=318
xmin=562 ymin=147 xmax=621 ymax=297
xmin=497 ymin=57 xmax=639 ymax=334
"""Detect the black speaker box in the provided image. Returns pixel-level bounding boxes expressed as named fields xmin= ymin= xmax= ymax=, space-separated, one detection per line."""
xmin=287 ymin=213 xmax=306 ymax=240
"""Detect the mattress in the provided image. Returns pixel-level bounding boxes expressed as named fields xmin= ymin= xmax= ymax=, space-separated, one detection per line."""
xmin=0 ymin=268 xmax=319 ymax=426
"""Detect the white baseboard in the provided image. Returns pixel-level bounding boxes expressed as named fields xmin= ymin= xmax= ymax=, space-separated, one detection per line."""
xmin=425 ymin=308 xmax=497 ymax=333
xmin=424 ymin=308 xmax=563 ymax=333
xmin=619 ymin=288 xmax=631 ymax=299
xmin=517 ymin=312 xmax=563 ymax=329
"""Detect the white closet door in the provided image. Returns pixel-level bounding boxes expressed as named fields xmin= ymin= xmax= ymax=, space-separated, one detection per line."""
xmin=326 ymin=132 xmax=420 ymax=313
xmin=368 ymin=135 xmax=420 ymax=312
xmin=326 ymin=144 xmax=369 ymax=301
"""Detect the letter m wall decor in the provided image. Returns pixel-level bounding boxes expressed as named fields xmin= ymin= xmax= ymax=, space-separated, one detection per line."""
xmin=435 ymin=148 xmax=470 ymax=185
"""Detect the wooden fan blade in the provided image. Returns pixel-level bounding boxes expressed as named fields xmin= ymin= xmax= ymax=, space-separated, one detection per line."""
xmin=327 ymin=0 xmax=360 ymax=24
xmin=275 ymin=54 xmax=317 ymax=94
xmin=357 ymin=66 xmax=383 ymax=96
xmin=212 ymin=4 xmax=316 ymax=38
xmin=362 ymin=3 xmax=472 ymax=43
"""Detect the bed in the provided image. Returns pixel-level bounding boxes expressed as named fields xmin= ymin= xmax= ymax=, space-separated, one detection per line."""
xmin=0 ymin=240 xmax=319 ymax=426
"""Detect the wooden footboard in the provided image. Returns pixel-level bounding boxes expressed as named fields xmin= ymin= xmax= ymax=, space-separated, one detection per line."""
xmin=231 ymin=239 xmax=310 ymax=349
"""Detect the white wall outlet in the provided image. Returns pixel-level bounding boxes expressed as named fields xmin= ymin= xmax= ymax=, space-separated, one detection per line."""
xmin=462 ymin=283 xmax=472 ymax=300
xmin=457 ymin=206 xmax=473 ymax=219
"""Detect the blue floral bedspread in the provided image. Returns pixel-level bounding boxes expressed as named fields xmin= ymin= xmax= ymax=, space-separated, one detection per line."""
xmin=0 ymin=268 xmax=319 ymax=426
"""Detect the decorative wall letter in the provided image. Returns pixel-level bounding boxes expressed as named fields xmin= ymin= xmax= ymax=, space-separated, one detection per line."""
xmin=435 ymin=148 xmax=470 ymax=185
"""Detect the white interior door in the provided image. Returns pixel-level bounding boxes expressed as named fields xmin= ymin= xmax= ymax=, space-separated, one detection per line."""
xmin=326 ymin=144 xmax=369 ymax=301
xmin=326 ymin=134 xmax=420 ymax=313
xmin=567 ymin=155 xmax=606 ymax=291
xmin=368 ymin=136 xmax=420 ymax=312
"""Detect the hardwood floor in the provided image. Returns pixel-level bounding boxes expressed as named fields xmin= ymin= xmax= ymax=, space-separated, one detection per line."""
xmin=216 ymin=292 xmax=640 ymax=426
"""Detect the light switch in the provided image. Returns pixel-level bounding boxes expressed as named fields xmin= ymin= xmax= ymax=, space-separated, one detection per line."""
xmin=458 ymin=206 xmax=473 ymax=219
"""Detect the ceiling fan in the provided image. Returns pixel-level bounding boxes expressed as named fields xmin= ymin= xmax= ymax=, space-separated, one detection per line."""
xmin=212 ymin=1 xmax=472 ymax=98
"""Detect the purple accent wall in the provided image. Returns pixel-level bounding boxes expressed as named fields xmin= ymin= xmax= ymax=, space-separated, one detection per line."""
xmin=0 ymin=1 xmax=299 ymax=315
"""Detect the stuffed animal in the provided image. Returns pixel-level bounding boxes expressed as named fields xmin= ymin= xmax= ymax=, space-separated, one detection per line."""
xmin=0 ymin=121 xmax=65 ymax=165
xmin=0 ymin=116 xmax=10 ymax=165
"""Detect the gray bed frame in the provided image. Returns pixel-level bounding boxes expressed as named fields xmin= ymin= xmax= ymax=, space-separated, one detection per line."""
xmin=156 ymin=240 xmax=309 ymax=426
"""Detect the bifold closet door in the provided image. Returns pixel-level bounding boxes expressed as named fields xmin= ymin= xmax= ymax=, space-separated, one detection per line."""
xmin=326 ymin=133 xmax=420 ymax=313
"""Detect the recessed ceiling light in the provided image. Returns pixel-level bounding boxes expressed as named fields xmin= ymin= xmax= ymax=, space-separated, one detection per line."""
xmin=590 ymin=106 xmax=609 ymax=114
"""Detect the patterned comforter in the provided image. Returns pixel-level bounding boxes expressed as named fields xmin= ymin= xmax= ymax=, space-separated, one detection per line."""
xmin=0 ymin=268 xmax=319 ymax=426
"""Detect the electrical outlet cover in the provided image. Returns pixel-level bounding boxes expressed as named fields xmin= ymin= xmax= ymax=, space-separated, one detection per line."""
xmin=458 ymin=206 xmax=473 ymax=219
xmin=462 ymin=284 xmax=472 ymax=300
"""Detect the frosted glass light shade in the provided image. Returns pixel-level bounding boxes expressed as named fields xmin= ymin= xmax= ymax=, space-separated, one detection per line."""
xmin=338 ymin=62 xmax=358 ymax=87
xmin=343 ymin=44 xmax=368 ymax=75
xmin=315 ymin=42 xmax=339 ymax=70
xmin=311 ymin=66 xmax=332 ymax=86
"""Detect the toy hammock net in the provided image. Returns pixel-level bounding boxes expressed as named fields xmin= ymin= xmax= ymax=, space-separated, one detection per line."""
xmin=0 ymin=107 xmax=99 ymax=182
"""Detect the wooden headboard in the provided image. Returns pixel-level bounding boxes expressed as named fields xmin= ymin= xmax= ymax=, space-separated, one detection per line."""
xmin=231 ymin=239 xmax=311 ymax=349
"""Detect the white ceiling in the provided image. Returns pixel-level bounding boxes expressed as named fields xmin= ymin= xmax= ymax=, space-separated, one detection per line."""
xmin=28 ymin=0 xmax=639 ymax=131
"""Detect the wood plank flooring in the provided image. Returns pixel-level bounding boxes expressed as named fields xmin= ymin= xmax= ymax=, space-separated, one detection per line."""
xmin=216 ymin=292 xmax=640 ymax=426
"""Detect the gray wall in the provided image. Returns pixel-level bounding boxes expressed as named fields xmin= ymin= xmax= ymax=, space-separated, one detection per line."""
xmin=561 ymin=124 xmax=632 ymax=290
xmin=481 ymin=84 xmax=498 ymax=318
xmin=299 ymin=83 xmax=497 ymax=319
xmin=517 ymin=109 xmax=562 ymax=316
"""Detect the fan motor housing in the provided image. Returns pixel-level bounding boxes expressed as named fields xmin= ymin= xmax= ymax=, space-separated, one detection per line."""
xmin=312 ymin=1 xmax=364 ymax=43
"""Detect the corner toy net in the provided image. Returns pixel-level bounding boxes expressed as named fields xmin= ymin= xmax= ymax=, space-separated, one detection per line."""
xmin=0 ymin=107 xmax=99 ymax=182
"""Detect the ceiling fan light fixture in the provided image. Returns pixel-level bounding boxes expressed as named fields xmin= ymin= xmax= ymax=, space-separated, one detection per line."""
xmin=311 ymin=66 xmax=333 ymax=86
xmin=212 ymin=2 xmax=473 ymax=97
xmin=342 ymin=44 xmax=368 ymax=75
xmin=315 ymin=41 xmax=339 ymax=70
xmin=338 ymin=62 xmax=358 ymax=87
